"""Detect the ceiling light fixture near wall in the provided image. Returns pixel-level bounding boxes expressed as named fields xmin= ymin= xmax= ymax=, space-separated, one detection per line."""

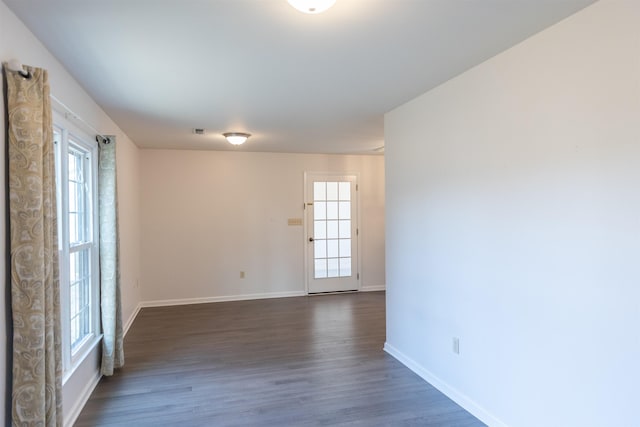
xmin=223 ymin=132 xmax=251 ymax=145
xmin=288 ymin=0 xmax=336 ymax=14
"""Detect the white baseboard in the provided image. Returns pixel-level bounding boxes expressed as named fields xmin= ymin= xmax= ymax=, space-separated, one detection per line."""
xmin=123 ymin=303 xmax=142 ymax=337
xmin=383 ymin=342 xmax=508 ymax=427
xmin=360 ymin=284 xmax=386 ymax=292
xmin=63 ymin=370 xmax=101 ymax=427
xmin=141 ymin=290 xmax=307 ymax=308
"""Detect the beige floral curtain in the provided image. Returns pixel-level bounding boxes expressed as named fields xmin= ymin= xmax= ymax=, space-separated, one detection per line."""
xmin=4 ymin=64 xmax=63 ymax=426
xmin=98 ymin=136 xmax=124 ymax=375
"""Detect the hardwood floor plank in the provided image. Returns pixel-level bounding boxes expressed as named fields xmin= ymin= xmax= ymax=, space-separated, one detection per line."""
xmin=75 ymin=292 xmax=484 ymax=426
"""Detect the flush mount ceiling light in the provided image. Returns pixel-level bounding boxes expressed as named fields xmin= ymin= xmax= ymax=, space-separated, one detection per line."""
xmin=288 ymin=0 xmax=336 ymax=14
xmin=223 ymin=132 xmax=251 ymax=145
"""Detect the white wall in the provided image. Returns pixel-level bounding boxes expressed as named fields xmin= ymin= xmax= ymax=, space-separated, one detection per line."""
xmin=117 ymin=132 xmax=142 ymax=326
xmin=140 ymin=150 xmax=385 ymax=303
xmin=384 ymin=1 xmax=640 ymax=426
xmin=0 ymin=1 xmax=142 ymax=424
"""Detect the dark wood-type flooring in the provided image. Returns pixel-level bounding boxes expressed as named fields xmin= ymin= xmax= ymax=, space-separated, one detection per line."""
xmin=76 ymin=292 xmax=485 ymax=426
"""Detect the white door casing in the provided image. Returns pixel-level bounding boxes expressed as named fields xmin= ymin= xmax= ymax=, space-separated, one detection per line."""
xmin=304 ymin=172 xmax=359 ymax=293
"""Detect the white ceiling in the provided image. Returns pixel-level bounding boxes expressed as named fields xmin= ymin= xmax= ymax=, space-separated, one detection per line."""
xmin=4 ymin=0 xmax=596 ymax=154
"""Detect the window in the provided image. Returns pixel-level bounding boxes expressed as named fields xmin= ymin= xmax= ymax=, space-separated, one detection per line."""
xmin=54 ymin=114 xmax=100 ymax=375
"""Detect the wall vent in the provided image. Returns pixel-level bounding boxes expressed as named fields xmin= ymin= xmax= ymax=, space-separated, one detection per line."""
xmin=193 ymin=128 xmax=205 ymax=135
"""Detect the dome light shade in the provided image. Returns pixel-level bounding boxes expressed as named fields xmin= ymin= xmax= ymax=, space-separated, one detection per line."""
xmin=223 ymin=132 xmax=251 ymax=145
xmin=288 ymin=0 xmax=336 ymax=14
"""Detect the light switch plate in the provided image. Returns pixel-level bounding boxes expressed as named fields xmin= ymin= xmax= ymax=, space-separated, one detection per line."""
xmin=288 ymin=218 xmax=303 ymax=226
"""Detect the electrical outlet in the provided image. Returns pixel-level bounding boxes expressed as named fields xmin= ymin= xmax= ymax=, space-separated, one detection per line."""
xmin=240 ymin=271 xmax=245 ymax=279
xmin=452 ymin=337 xmax=460 ymax=355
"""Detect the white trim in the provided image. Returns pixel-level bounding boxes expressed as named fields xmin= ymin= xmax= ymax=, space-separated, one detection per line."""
xmin=123 ymin=303 xmax=143 ymax=337
xmin=62 ymin=335 xmax=102 ymax=386
xmin=141 ymin=291 xmax=307 ymax=308
xmin=383 ymin=342 xmax=509 ymax=427
xmin=360 ymin=285 xmax=386 ymax=292
xmin=63 ymin=368 xmax=101 ymax=427
xmin=54 ymin=112 xmax=101 ymax=374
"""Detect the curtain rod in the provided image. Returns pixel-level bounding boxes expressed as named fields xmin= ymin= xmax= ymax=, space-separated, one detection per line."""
xmin=50 ymin=95 xmax=112 ymax=144
xmin=5 ymin=58 xmax=112 ymax=144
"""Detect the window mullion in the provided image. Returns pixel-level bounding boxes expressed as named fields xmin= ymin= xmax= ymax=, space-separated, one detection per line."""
xmin=70 ymin=241 xmax=93 ymax=252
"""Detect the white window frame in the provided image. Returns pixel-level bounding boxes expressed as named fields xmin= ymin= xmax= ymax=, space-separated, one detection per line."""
xmin=54 ymin=111 xmax=101 ymax=380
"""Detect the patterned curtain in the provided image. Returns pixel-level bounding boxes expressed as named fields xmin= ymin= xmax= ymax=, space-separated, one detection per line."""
xmin=5 ymin=65 xmax=63 ymax=425
xmin=98 ymin=136 xmax=124 ymax=375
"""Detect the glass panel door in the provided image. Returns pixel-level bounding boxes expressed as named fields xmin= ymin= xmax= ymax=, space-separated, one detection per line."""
xmin=306 ymin=173 xmax=359 ymax=293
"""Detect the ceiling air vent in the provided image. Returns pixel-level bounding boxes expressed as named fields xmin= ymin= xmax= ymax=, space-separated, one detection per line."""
xmin=192 ymin=128 xmax=205 ymax=135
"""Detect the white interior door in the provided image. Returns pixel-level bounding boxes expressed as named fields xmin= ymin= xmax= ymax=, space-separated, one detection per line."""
xmin=305 ymin=173 xmax=359 ymax=293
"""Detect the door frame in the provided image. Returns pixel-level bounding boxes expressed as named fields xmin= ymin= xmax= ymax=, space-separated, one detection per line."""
xmin=303 ymin=171 xmax=361 ymax=294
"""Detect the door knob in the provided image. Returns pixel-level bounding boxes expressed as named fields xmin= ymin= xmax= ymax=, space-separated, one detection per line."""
xmin=309 ymin=237 xmax=314 ymax=242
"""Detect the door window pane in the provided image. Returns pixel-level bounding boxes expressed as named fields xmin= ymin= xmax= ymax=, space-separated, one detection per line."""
xmin=327 ymin=221 xmax=339 ymax=239
xmin=339 ymin=220 xmax=351 ymax=239
xmin=326 ymin=182 xmax=338 ymax=200
xmin=327 ymin=240 xmax=339 ymax=258
xmin=315 ymin=259 xmax=327 ymax=278
xmin=339 ymin=182 xmax=350 ymax=200
xmin=339 ymin=201 xmax=350 ymax=219
xmin=314 ymin=182 xmax=326 ymax=201
xmin=314 ymin=221 xmax=326 ymax=239
xmin=314 ymin=202 xmax=326 ymax=220
xmin=314 ymin=239 xmax=327 ymax=258
xmin=339 ymin=239 xmax=351 ymax=257
xmin=326 ymin=202 xmax=338 ymax=220
xmin=339 ymin=257 xmax=352 ymax=277
xmin=327 ymin=258 xmax=339 ymax=278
